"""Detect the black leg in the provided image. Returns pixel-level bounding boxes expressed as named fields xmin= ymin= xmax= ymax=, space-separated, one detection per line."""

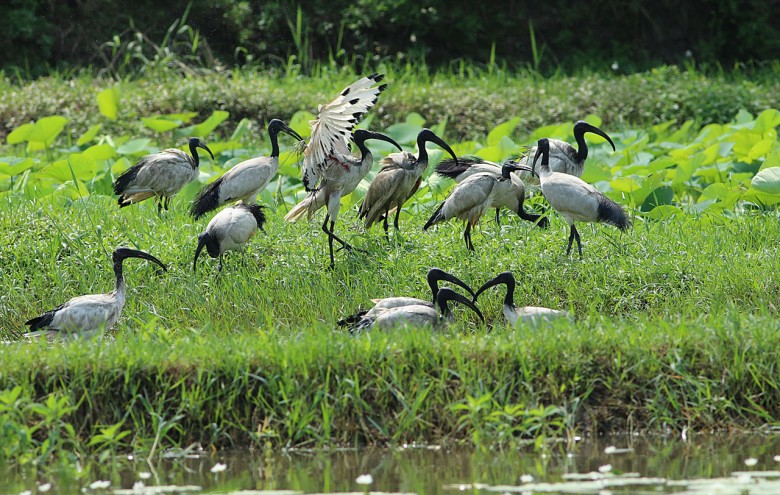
xmin=566 ymin=225 xmax=576 ymax=255
xmin=573 ymin=225 xmax=582 ymax=258
xmin=157 ymin=199 xmax=163 ymax=216
xmin=164 ymin=196 xmax=171 ymax=210
xmin=218 ymin=254 xmax=224 ymax=272
xmin=464 ymin=223 xmax=475 ymax=251
xmin=393 ymin=206 xmax=401 ymax=231
xmin=382 ymin=213 xmax=389 ymax=239
xmin=495 ymin=208 xmax=501 ymax=226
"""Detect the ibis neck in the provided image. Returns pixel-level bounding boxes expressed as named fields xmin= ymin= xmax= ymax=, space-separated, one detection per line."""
xmin=189 ymin=141 xmax=201 ymax=168
xmin=356 ymin=140 xmax=372 ymax=164
xmin=416 ymin=134 xmax=430 ymax=167
xmin=502 ymin=279 xmax=515 ymax=307
xmin=270 ymin=129 xmax=281 ymax=158
xmin=114 ymin=262 xmax=127 ymax=302
xmin=574 ymin=131 xmax=589 ymax=163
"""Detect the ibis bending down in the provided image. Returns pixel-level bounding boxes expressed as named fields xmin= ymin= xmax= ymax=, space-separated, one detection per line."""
xmin=532 ymin=138 xmax=630 ymax=257
xmin=190 ymin=119 xmax=303 ymax=219
xmin=436 ymin=121 xmax=616 ymax=187
xmin=474 ymin=271 xmax=569 ymax=326
xmin=193 ymin=203 xmax=266 ymax=273
xmin=424 ymin=163 xmax=548 ymax=251
xmin=24 ymin=248 xmax=167 ymax=340
xmin=114 ymin=137 xmax=214 ymax=214
xmin=358 ymin=129 xmax=458 ymax=234
xmin=342 ymin=288 xmax=484 ymax=333
xmin=337 ymin=268 xmax=476 ymax=327
xmin=302 ymin=73 xmax=387 ymax=192
xmin=285 ymin=130 xmax=401 ymax=268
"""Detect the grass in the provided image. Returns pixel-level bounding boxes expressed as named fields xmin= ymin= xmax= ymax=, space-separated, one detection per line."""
xmin=1 ymin=191 xmax=779 ymax=462
xmin=2 ymin=64 xmax=780 ymax=143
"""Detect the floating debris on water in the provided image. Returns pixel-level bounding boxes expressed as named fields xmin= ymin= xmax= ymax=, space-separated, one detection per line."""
xmin=355 ymin=474 xmax=374 ymax=485
xmin=603 ymin=445 xmax=634 ymax=454
xmin=744 ymin=458 xmax=759 ymax=466
xmin=38 ymin=483 xmax=52 ymax=492
xmin=113 ymin=484 xmax=202 ymax=494
xmin=210 ymin=463 xmax=227 ymax=474
xmin=88 ymin=480 xmax=111 ymax=490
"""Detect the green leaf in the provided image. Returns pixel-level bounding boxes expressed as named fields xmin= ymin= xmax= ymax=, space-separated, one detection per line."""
xmin=41 ymin=154 xmax=97 ymax=182
xmin=643 ymin=205 xmax=683 ymax=220
xmin=176 ymin=110 xmax=230 ymax=138
xmin=77 ymin=124 xmax=102 ymax=146
xmin=142 ymin=117 xmax=181 ymax=133
xmin=26 ymin=116 xmax=69 ymax=147
xmin=386 ymin=122 xmax=423 ymax=145
xmin=231 ymin=118 xmax=251 ymax=141
xmin=405 ymin=112 xmax=426 ymax=127
xmin=83 ymin=144 xmax=116 ymax=161
xmin=116 ymin=139 xmax=153 ymax=156
xmin=753 ymin=108 xmax=780 ymax=133
xmin=0 ymin=157 xmax=35 ymax=176
xmin=640 ymin=186 xmax=674 ymax=212
xmin=6 ymin=123 xmax=34 ymax=145
xmin=97 ymin=87 xmax=120 ymax=120
xmin=751 ymin=167 xmax=780 ymax=195
xmin=289 ymin=111 xmax=315 ymax=138
xmin=487 ymin=117 xmax=520 ymax=146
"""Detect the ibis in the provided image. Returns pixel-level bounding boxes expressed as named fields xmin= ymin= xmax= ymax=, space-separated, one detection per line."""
xmin=114 ymin=137 xmax=214 ymax=214
xmin=342 ymin=287 xmax=484 ymax=333
xmin=190 ymin=119 xmax=303 ymax=219
xmin=23 ymin=248 xmax=167 ymax=340
xmin=435 ymin=121 xmax=616 ymax=186
xmin=424 ymin=163 xmax=548 ymax=251
xmin=285 ymin=130 xmax=402 ymax=268
xmin=358 ymin=129 xmax=458 ymax=234
xmin=337 ymin=268 xmax=476 ymax=327
xmin=474 ymin=271 xmax=569 ymax=326
xmin=193 ymin=203 xmax=266 ymax=273
xmin=301 ymin=73 xmax=387 ymax=192
xmin=532 ymin=138 xmax=630 ymax=257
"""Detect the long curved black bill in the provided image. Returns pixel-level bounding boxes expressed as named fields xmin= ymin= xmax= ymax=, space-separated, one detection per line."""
xmin=114 ymin=248 xmax=168 ymax=271
xmin=473 ymin=271 xmax=514 ymax=300
xmin=437 ymin=287 xmax=485 ymax=323
xmin=575 ymin=121 xmax=616 ymax=151
xmin=420 ymin=129 xmax=459 ymax=166
xmin=193 ymin=234 xmax=209 ymax=273
xmin=428 ymin=268 xmax=476 ymax=299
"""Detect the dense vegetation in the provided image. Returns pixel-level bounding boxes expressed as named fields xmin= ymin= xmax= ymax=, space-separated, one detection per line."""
xmin=2 ymin=0 xmax=779 ymax=76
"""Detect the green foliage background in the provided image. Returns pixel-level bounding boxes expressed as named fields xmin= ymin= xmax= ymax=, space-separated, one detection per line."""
xmin=2 ymin=0 xmax=779 ymax=76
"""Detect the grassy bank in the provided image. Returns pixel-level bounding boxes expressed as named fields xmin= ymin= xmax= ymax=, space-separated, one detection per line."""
xmin=1 ymin=194 xmax=779 ymax=462
xmin=2 ymin=65 xmax=780 ymax=142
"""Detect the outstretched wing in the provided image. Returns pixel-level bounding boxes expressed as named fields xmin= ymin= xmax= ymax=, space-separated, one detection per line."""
xmin=302 ymin=73 xmax=387 ymax=191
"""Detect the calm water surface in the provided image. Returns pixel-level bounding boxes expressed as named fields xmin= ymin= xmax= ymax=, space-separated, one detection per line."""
xmin=4 ymin=435 xmax=780 ymax=494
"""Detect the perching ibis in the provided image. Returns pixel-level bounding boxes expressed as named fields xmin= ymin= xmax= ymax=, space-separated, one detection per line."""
xmin=114 ymin=137 xmax=214 ymax=214
xmin=23 ymin=248 xmax=167 ymax=340
xmin=337 ymin=268 xmax=476 ymax=326
xmin=474 ymin=271 xmax=569 ymax=326
xmin=193 ymin=203 xmax=266 ymax=273
xmin=435 ymin=121 xmax=616 ymax=187
xmin=190 ymin=119 xmax=303 ymax=219
xmin=342 ymin=287 xmax=484 ymax=333
xmin=285 ymin=129 xmax=401 ymax=268
xmin=301 ymin=73 xmax=387 ymax=192
xmin=424 ymin=163 xmax=548 ymax=251
xmin=532 ymin=138 xmax=630 ymax=257
xmin=358 ymin=129 xmax=458 ymax=234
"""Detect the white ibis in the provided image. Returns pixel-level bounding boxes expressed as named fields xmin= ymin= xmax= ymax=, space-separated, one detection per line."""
xmin=285 ymin=130 xmax=401 ymax=268
xmin=114 ymin=137 xmax=214 ymax=214
xmin=532 ymin=138 xmax=630 ymax=257
xmin=358 ymin=129 xmax=458 ymax=234
xmin=474 ymin=271 xmax=569 ymax=326
xmin=302 ymin=73 xmax=387 ymax=192
xmin=424 ymin=163 xmax=548 ymax=251
xmin=337 ymin=268 xmax=476 ymax=327
xmin=435 ymin=121 xmax=616 ymax=187
xmin=190 ymin=120 xmax=303 ymax=219
xmin=193 ymin=203 xmax=266 ymax=273
xmin=23 ymin=248 xmax=167 ymax=340
xmin=342 ymin=288 xmax=484 ymax=333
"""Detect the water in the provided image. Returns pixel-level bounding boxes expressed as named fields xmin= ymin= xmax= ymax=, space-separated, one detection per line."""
xmin=4 ymin=435 xmax=780 ymax=494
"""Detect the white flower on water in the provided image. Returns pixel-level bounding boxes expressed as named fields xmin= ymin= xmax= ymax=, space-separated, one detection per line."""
xmin=210 ymin=463 xmax=227 ymax=473
xmin=88 ymin=480 xmax=111 ymax=490
xmin=355 ymin=474 xmax=374 ymax=485
xmin=611 ymin=62 xmax=619 ymax=71
xmin=139 ymin=472 xmax=152 ymax=480
xmin=520 ymin=474 xmax=534 ymax=483
xmin=774 ymin=455 xmax=780 ymax=462
xmin=598 ymin=464 xmax=612 ymax=474
xmin=132 ymin=482 xmax=145 ymax=490
xmin=744 ymin=458 xmax=758 ymax=466
xmin=38 ymin=484 xmax=52 ymax=493
xmin=19 ymin=491 xmax=32 ymax=495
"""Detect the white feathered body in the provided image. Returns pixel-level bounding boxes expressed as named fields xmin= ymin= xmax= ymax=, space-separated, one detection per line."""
xmin=206 ymin=205 xmax=262 ymax=254
xmin=503 ymin=303 xmax=570 ymax=327
xmin=116 ymin=149 xmax=198 ymax=203
xmin=23 ymin=285 xmax=126 ymax=340
xmin=302 ymin=74 xmax=386 ymax=191
xmin=212 ymin=156 xmax=278 ymax=205
xmin=538 ymin=169 xmax=605 ymax=226
xmin=359 ymin=152 xmax=422 ymax=226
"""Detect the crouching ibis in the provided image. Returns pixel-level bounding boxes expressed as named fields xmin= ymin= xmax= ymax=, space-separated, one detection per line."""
xmin=190 ymin=119 xmax=303 ymax=219
xmin=24 ymin=248 xmax=167 ymax=340
xmin=193 ymin=203 xmax=266 ymax=273
xmin=285 ymin=130 xmax=402 ymax=268
xmin=341 ymin=288 xmax=484 ymax=333
xmin=358 ymin=129 xmax=458 ymax=234
xmin=424 ymin=163 xmax=548 ymax=251
xmin=474 ymin=271 xmax=569 ymax=326
xmin=532 ymin=138 xmax=630 ymax=257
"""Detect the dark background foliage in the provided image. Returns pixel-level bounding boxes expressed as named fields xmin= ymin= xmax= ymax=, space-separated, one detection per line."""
xmin=1 ymin=0 xmax=779 ymax=76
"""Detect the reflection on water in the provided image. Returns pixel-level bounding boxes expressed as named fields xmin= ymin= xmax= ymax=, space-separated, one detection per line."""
xmin=4 ymin=435 xmax=780 ymax=494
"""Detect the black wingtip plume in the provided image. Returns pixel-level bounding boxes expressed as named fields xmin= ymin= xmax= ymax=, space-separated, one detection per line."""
xmin=190 ymin=177 xmax=223 ymax=219
xmin=434 ymin=156 xmax=484 ymax=179
xmin=597 ymin=197 xmax=631 ymax=230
